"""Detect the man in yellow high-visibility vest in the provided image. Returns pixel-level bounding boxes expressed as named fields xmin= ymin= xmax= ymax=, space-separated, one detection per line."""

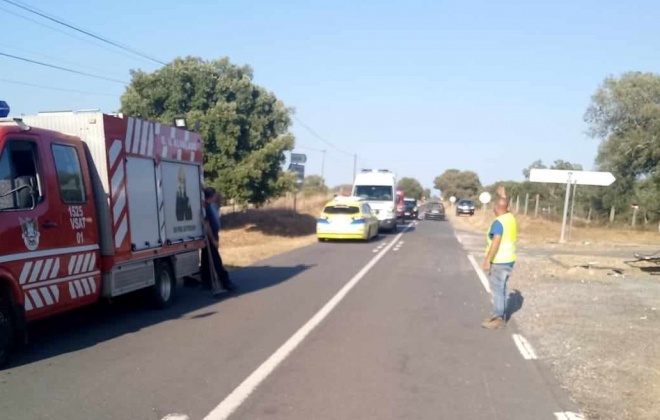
xmin=482 ymin=187 xmax=517 ymax=329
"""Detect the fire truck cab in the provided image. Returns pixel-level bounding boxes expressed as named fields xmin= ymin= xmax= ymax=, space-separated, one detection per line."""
xmin=0 ymin=109 xmax=206 ymax=366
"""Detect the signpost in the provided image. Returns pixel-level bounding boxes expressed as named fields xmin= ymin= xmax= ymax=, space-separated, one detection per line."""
xmin=529 ymin=168 xmax=616 ymax=243
xmin=288 ymin=152 xmax=307 ymax=213
xmin=479 ymin=192 xmax=492 ymax=219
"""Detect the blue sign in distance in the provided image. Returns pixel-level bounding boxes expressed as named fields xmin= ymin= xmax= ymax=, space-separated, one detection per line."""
xmin=0 ymin=101 xmax=9 ymax=118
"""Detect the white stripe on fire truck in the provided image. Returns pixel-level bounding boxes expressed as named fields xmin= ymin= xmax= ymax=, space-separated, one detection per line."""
xmin=0 ymin=245 xmax=99 ymax=264
xmin=139 ymin=121 xmax=149 ymax=155
xmin=88 ymin=278 xmax=97 ymax=293
xmin=74 ymin=280 xmax=84 ymax=297
xmin=29 ymin=289 xmax=44 ymax=309
xmin=40 ymin=287 xmax=54 ymax=306
xmin=81 ymin=253 xmax=92 ymax=274
xmin=50 ymin=258 xmax=60 ymax=278
xmin=81 ymin=278 xmax=91 ymax=295
xmin=28 ymin=260 xmax=43 ymax=283
xmin=73 ymin=254 xmax=84 ymax=274
xmin=177 ymin=149 xmax=183 ymax=160
xmin=132 ymin=118 xmax=143 ymax=154
xmin=115 ymin=214 xmax=128 ymax=248
xmin=87 ymin=253 xmax=96 ymax=272
xmin=125 ymin=117 xmax=135 ymax=153
xmin=24 ymin=295 xmax=33 ymax=311
xmin=40 ymin=258 xmax=53 ymax=281
xmin=111 ymin=159 xmax=125 ymax=200
xmin=161 ymin=146 xmax=169 ymax=158
xmin=190 ymin=152 xmax=195 ymax=162
xmin=49 ymin=285 xmax=59 ymax=302
xmin=19 ymin=261 xmax=33 ymax=285
xmin=68 ymin=254 xmax=77 ymax=275
xmin=109 ymin=139 xmax=122 ymax=169
xmin=23 ymin=271 xmax=101 ymax=290
xmin=113 ymin=188 xmax=126 ymax=223
xmin=69 ymin=282 xmax=77 ymax=299
xmin=147 ymin=123 xmax=154 ymax=156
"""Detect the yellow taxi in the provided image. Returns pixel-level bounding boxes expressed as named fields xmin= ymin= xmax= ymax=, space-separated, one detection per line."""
xmin=317 ymin=196 xmax=380 ymax=241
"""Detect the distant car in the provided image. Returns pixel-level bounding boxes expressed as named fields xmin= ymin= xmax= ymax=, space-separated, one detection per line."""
xmin=424 ymin=202 xmax=445 ymax=220
xmin=403 ymin=198 xmax=418 ymax=219
xmin=456 ymin=199 xmax=475 ymax=216
xmin=317 ymin=196 xmax=380 ymax=241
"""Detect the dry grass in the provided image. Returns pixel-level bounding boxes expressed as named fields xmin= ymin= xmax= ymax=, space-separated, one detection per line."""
xmin=219 ymin=194 xmax=330 ymax=268
xmin=447 ymin=207 xmax=660 ymax=247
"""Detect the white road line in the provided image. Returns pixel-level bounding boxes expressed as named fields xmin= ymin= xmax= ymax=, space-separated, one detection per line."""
xmin=202 ymin=223 xmax=413 ymax=420
xmin=554 ymin=412 xmax=585 ymax=420
xmin=512 ymin=334 xmax=537 ymax=360
xmin=161 ymin=415 xmax=189 ymax=420
xmin=456 ymin=236 xmax=463 ymax=244
xmin=466 ymin=254 xmax=491 ymax=293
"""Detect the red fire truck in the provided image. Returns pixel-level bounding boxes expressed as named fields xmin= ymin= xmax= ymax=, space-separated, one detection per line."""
xmin=0 ymin=109 xmax=206 ymax=366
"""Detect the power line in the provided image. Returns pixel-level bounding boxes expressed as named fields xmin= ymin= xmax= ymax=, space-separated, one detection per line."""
xmin=1 ymin=0 xmax=166 ymax=65
xmin=0 ymin=77 xmax=117 ymax=96
xmin=0 ymin=41 xmax=114 ymax=76
xmin=292 ymin=115 xmax=354 ymax=156
xmin=0 ymin=52 xmax=128 ymax=85
xmin=0 ymin=5 xmax=156 ymax=65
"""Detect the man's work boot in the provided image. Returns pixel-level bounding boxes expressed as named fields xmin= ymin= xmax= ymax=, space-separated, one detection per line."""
xmin=481 ymin=317 xmax=506 ymax=329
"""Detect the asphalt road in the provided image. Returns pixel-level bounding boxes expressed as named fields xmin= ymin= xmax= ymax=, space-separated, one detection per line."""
xmin=0 ymin=219 xmax=580 ymax=419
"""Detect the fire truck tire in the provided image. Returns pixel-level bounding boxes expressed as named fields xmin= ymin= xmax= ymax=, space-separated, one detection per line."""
xmin=150 ymin=260 xmax=176 ymax=309
xmin=0 ymin=293 xmax=15 ymax=368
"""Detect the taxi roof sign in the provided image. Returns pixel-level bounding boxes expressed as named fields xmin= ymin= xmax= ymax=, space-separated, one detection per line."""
xmin=0 ymin=101 xmax=9 ymax=118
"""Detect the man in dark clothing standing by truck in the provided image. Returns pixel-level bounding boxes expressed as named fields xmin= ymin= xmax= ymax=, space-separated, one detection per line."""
xmin=201 ymin=187 xmax=237 ymax=294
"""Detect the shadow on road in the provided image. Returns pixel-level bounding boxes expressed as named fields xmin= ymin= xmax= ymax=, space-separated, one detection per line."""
xmin=9 ymin=264 xmax=313 ymax=369
xmin=505 ymin=289 xmax=525 ymax=321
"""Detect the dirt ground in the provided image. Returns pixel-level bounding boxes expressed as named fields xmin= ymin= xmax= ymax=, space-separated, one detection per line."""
xmin=449 ymin=209 xmax=660 ymax=420
xmin=219 ymin=195 xmax=328 ymax=268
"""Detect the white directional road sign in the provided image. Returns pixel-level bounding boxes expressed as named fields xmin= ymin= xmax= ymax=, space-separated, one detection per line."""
xmin=478 ymin=192 xmax=491 ymax=204
xmin=529 ymin=169 xmax=615 ymax=186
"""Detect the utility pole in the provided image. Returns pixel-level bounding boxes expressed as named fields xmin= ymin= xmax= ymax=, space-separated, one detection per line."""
xmin=353 ymin=153 xmax=357 ymax=182
xmin=321 ymin=149 xmax=326 ymax=182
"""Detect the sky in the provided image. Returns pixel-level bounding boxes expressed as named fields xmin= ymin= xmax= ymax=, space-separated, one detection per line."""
xmin=2 ymin=0 xmax=660 ymax=191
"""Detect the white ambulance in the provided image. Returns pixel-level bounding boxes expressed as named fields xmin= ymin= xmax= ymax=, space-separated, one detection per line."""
xmin=352 ymin=169 xmax=397 ymax=233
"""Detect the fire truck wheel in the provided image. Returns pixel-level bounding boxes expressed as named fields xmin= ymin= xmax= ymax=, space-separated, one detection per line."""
xmin=0 ymin=293 xmax=15 ymax=367
xmin=150 ymin=261 xmax=176 ymax=309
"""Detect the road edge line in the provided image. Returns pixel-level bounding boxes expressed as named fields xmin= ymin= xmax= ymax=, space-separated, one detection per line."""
xmin=202 ymin=223 xmax=413 ymax=420
xmin=512 ymin=333 xmax=538 ymax=360
xmin=466 ymin=254 xmax=491 ymax=293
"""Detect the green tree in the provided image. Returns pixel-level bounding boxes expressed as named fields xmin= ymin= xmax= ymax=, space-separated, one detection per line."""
xmin=585 ymin=72 xmax=660 ymax=178
xmin=120 ymin=56 xmax=295 ymax=205
xmin=584 ymin=72 xmax=660 ymax=221
xmin=301 ymin=175 xmax=328 ymax=196
xmin=423 ymin=188 xmax=431 ymax=199
xmin=433 ymin=169 xmax=482 ymax=200
xmin=397 ymin=177 xmax=424 ymax=200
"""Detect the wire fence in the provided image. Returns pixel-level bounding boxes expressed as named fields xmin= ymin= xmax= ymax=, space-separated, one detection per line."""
xmin=463 ymin=193 xmax=660 ymax=232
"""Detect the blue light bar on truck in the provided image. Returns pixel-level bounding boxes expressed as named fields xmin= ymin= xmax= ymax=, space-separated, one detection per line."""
xmin=0 ymin=101 xmax=9 ymax=118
